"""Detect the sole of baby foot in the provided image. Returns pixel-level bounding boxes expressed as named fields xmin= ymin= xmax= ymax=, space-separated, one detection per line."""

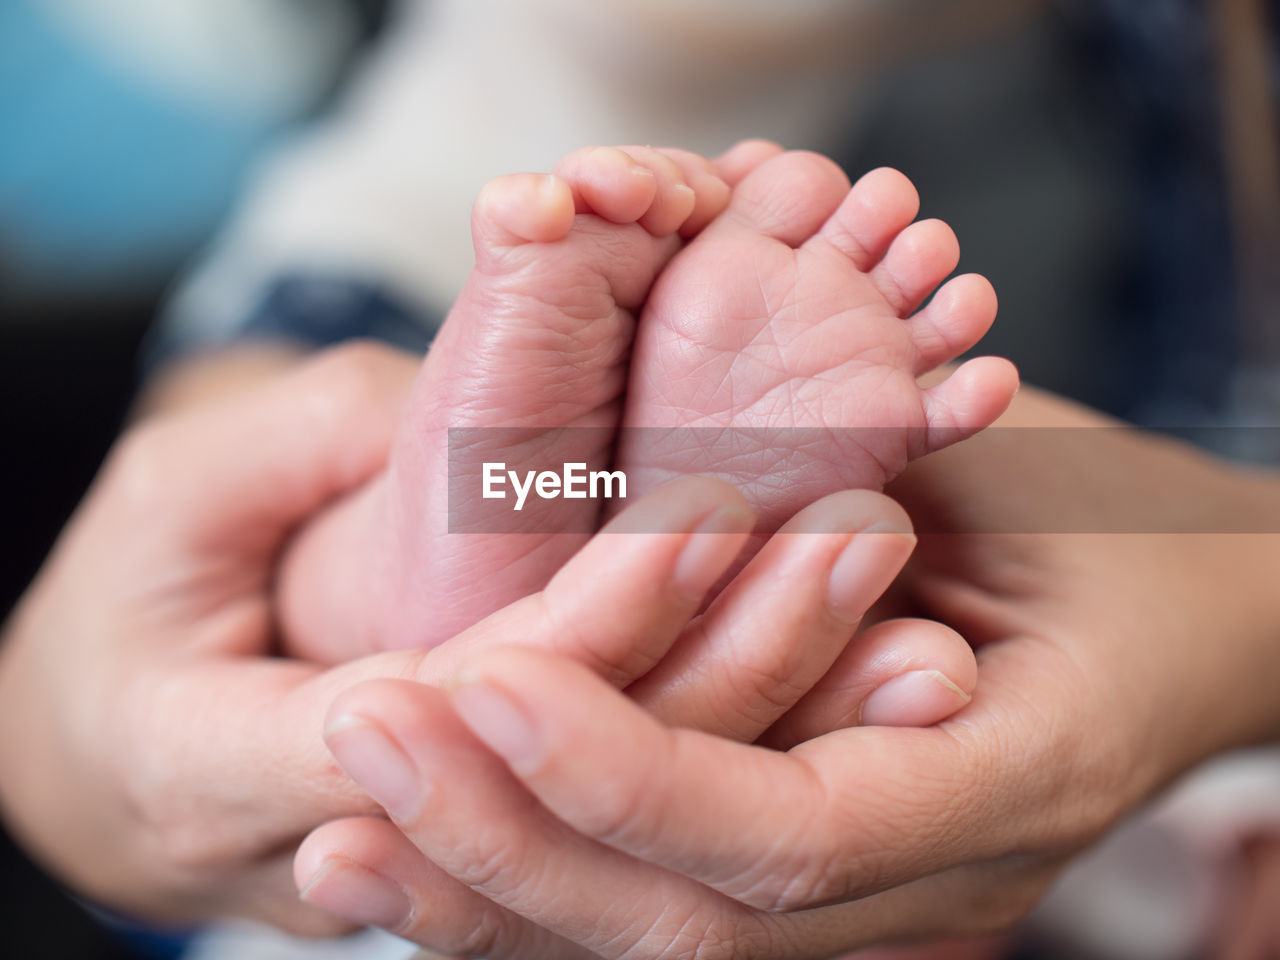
xmin=616 ymin=150 xmax=1018 ymax=532
xmin=277 ymin=146 xmax=734 ymax=661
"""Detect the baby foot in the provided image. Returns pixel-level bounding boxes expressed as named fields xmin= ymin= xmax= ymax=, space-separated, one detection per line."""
xmin=278 ymin=146 xmax=731 ymax=660
xmin=617 ymin=150 xmax=1019 ymax=528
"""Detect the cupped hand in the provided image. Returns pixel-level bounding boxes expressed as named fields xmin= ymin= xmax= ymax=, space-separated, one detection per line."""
xmin=299 ymin=386 xmax=1280 ymax=958
xmin=0 ymin=342 xmax=970 ymax=936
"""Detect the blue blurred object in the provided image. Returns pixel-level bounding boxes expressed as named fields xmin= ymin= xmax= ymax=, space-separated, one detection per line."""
xmin=0 ymin=0 xmax=356 ymax=296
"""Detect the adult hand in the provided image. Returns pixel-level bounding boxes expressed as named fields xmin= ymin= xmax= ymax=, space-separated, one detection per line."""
xmin=0 ymin=343 xmax=417 ymax=933
xmin=0 ymin=342 xmax=966 ymax=936
xmin=300 ymin=386 xmax=1280 ymax=958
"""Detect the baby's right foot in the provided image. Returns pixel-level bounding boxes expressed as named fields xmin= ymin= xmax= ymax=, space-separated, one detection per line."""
xmin=278 ymin=146 xmax=731 ymax=660
xmin=616 ymin=149 xmax=1019 ymax=528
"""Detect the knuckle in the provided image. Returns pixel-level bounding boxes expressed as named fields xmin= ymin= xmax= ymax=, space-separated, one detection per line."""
xmin=760 ymin=855 xmax=848 ymax=913
xmin=725 ymin=638 xmax=811 ymax=716
xmin=688 ymin=628 xmax=818 ymax=740
xmin=576 ymin=762 xmax=657 ymax=846
xmin=539 ymin=591 xmax=658 ymax=689
xmin=448 ymin=912 xmax=509 ymax=959
xmin=451 ymin=832 xmax=540 ymax=902
xmin=688 ymin=912 xmax=776 ymax=960
xmin=721 ymin=836 xmax=827 ymax=912
xmin=622 ymin=903 xmax=763 ymax=960
xmin=745 ymin=830 xmax=885 ymax=913
xmin=676 ymin=922 xmax=740 ymax=960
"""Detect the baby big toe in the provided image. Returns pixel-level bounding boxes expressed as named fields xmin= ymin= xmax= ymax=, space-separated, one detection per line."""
xmin=551 ymin=146 xmax=660 ymax=224
xmin=714 ymin=150 xmax=850 ymax=246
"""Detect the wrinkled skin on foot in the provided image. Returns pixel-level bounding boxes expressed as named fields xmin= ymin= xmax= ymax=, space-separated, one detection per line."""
xmin=618 ymin=149 xmax=1018 ymax=531
xmin=278 ymin=145 xmax=1015 ymax=672
xmin=277 ymin=146 xmax=733 ymax=659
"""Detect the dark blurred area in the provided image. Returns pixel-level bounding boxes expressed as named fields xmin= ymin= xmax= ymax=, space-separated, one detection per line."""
xmin=0 ymin=0 xmax=1275 ymax=957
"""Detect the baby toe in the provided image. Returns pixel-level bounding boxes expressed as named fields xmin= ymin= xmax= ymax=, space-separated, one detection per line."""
xmin=869 ymin=218 xmax=961 ymax=317
xmin=713 ymin=139 xmax=785 ymax=187
xmin=810 ymin=166 xmax=920 ymax=272
xmin=714 ymin=150 xmax=850 ymax=246
xmin=552 ymin=146 xmax=660 ymax=223
xmin=921 ymin=356 xmax=1020 ymax=454
xmin=615 ymin=145 xmax=698 ymax=236
xmin=908 ymin=273 xmax=999 ymax=374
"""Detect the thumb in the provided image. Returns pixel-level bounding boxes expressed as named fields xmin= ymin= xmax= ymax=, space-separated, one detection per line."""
xmin=164 ymin=477 xmax=755 ymax=847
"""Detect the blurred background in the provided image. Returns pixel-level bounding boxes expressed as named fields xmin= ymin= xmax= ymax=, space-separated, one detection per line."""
xmin=1 ymin=0 xmax=1276 ymax=957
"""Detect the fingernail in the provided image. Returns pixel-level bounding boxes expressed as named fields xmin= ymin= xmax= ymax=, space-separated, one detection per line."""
xmin=826 ymin=523 xmax=914 ymax=621
xmin=451 ymin=681 xmax=544 ymax=774
xmin=325 ymin=715 xmax=424 ymax=821
xmin=860 ymin=670 xmax=972 ymax=727
xmin=301 ymin=858 xmax=412 ymax=932
xmin=672 ymin=506 xmax=754 ymax=597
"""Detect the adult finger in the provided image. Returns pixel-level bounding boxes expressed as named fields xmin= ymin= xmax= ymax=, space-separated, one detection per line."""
xmin=145 ymin=478 xmax=755 ymax=849
xmin=763 ymin=617 xmax=977 ymax=750
xmin=445 ymin=646 xmax=1010 ymax=912
xmin=296 ymin=817 xmax=599 ymax=960
xmin=103 ymin=341 xmax=417 ymax=547
xmin=625 ymin=490 xmax=917 ymax=739
xmin=418 ymin=475 xmax=754 ymax=686
xmin=309 ymin=681 xmax=1055 ymax=959
xmin=319 ymin=679 xmax=778 ymax=960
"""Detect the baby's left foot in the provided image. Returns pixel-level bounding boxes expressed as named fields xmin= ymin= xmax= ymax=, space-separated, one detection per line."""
xmin=617 ymin=151 xmax=1018 ymax=527
xmin=277 ymin=146 xmax=731 ymax=660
